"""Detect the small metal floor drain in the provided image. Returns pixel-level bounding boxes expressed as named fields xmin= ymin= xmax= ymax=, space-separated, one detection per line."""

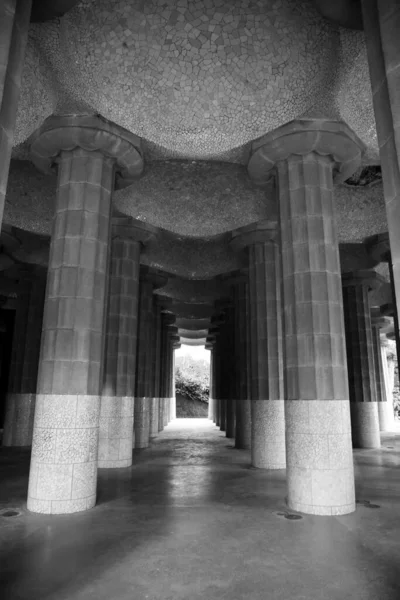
xmin=357 ymin=500 xmax=380 ymax=509
xmin=386 ymin=446 xmax=394 ymax=449
xmin=276 ymin=511 xmax=303 ymax=520
xmin=0 ymin=509 xmax=21 ymax=518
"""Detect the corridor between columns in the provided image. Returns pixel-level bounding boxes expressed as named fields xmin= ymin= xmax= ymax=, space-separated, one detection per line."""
xmin=1 ymin=418 xmax=400 ymax=600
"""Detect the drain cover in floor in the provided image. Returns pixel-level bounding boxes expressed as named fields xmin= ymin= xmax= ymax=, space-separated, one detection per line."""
xmin=276 ymin=511 xmax=303 ymax=520
xmin=0 ymin=509 xmax=21 ymax=518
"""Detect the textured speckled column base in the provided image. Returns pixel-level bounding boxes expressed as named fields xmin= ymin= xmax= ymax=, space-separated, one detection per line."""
xmin=252 ymin=399 xmax=285 ymax=469
xmin=158 ymin=398 xmax=164 ymax=432
xmin=208 ymin=397 xmax=214 ymax=419
xmin=134 ymin=397 xmax=150 ymax=448
xmin=2 ymin=393 xmax=36 ymax=446
xmin=286 ymin=400 xmax=355 ymax=516
xmin=350 ymin=402 xmax=381 ymax=448
xmin=377 ymin=401 xmax=395 ymax=432
xmin=98 ymin=396 xmax=134 ymax=468
xmin=149 ymin=398 xmax=159 ymax=437
xmin=170 ymin=396 xmax=176 ymax=421
xmin=27 ymin=394 xmax=100 ymax=515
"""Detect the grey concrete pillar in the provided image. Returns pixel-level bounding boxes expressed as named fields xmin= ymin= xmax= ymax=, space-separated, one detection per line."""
xmin=0 ymin=0 xmax=32 ymax=228
xmin=371 ymin=312 xmax=395 ymax=431
xmin=135 ymin=268 xmax=166 ymax=449
xmin=248 ymin=120 xmax=364 ymax=515
xmin=99 ymin=220 xmax=156 ymax=467
xmin=232 ymin=224 xmax=285 ymax=467
xmin=160 ymin=313 xmax=175 ymax=427
xmin=27 ymin=115 xmax=143 ymax=514
xmin=150 ymin=300 xmax=162 ymax=437
xmin=342 ymin=271 xmax=382 ymax=448
xmin=3 ymin=267 xmax=46 ymax=447
xmin=361 ymin=0 xmax=400 ymax=351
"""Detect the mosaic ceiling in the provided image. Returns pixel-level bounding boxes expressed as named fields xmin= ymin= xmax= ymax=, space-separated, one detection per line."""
xmin=14 ymin=0 xmax=378 ymax=160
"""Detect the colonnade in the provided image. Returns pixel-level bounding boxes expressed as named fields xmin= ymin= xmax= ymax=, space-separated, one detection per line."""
xmin=0 ymin=0 xmax=400 ymax=518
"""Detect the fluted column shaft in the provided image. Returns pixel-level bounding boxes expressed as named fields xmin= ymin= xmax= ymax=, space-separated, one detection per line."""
xmin=151 ymin=302 xmax=162 ymax=436
xmin=371 ymin=318 xmax=395 ymax=431
xmin=223 ymin=306 xmax=235 ymax=439
xmin=232 ymin=281 xmax=251 ymax=449
xmin=213 ymin=336 xmax=221 ymax=427
xmin=0 ymin=0 xmax=32 ymax=228
xmin=278 ymin=152 xmax=355 ymax=516
xmin=208 ymin=349 xmax=214 ymax=419
xmin=135 ymin=279 xmax=154 ymax=448
xmin=99 ymin=234 xmax=140 ymax=467
xmin=28 ymin=149 xmax=114 ymax=515
xmin=361 ymin=0 xmax=400 ymax=341
xmin=342 ymin=272 xmax=381 ymax=448
xmin=3 ymin=269 xmax=46 ymax=447
xmin=248 ymin=239 xmax=285 ymax=468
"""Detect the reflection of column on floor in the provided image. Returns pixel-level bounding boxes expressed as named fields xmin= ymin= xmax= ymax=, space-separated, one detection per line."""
xmin=0 ymin=0 xmax=32 ymax=229
xmin=3 ymin=267 xmax=46 ymax=447
xmin=342 ymin=271 xmax=383 ymax=448
xmin=135 ymin=267 xmax=166 ymax=449
xmin=27 ymin=114 xmax=144 ymax=514
xmin=371 ymin=310 xmax=396 ymax=431
xmin=248 ymin=120 xmax=363 ymax=515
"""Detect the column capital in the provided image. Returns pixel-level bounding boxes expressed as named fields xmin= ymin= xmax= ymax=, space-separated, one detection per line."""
xmin=365 ymin=232 xmax=391 ymax=264
xmin=161 ymin=313 xmax=176 ymax=326
xmin=248 ymin=119 xmax=365 ymax=186
xmin=30 ymin=114 xmax=143 ymax=188
xmin=342 ymin=270 xmax=385 ymax=291
xmin=111 ymin=217 xmax=158 ymax=246
xmin=230 ymin=220 xmax=278 ymax=252
xmin=219 ymin=268 xmax=249 ymax=287
xmin=139 ymin=265 xmax=168 ymax=290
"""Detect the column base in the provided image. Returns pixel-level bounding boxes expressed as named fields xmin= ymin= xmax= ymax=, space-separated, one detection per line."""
xmin=98 ymin=396 xmax=134 ymax=468
xmin=2 ymin=393 xmax=36 ymax=447
xmin=27 ymin=394 xmax=100 ymax=515
xmin=225 ymin=399 xmax=236 ymax=438
xmin=350 ymin=402 xmax=381 ymax=448
xmin=158 ymin=398 xmax=164 ymax=432
xmin=149 ymin=398 xmax=159 ymax=437
xmin=285 ymin=400 xmax=355 ymax=516
xmin=208 ymin=397 xmax=214 ymax=420
xmin=134 ymin=397 xmax=150 ymax=448
xmin=235 ymin=398 xmax=251 ymax=450
xmin=163 ymin=397 xmax=169 ymax=426
xmin=170 ymin=396 xmax=176 ymax=421
xmin=252 ymin=399 xmax=285 ymax=468
xmin=377 ymin=401 xmax=395 ymax=432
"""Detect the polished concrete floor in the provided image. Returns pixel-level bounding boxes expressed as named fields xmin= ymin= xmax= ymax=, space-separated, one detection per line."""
xmin=1 ymin=418 xmax=400 ymax=600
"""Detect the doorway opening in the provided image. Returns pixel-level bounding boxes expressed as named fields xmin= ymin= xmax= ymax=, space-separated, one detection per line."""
xmin=175 ymin=345 xmax=210 ymax=418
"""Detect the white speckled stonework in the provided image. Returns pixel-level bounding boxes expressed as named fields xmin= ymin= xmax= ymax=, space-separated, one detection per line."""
xmin=350 ymin=402 xmax=381 ymax=448
xmin=170 ymin=396 xmax=176 ymax=421
xmin=27 ymin=394 xmax=100 ymax=515
xmin=2 ymin=394 xmax=36 ymax=447
xmin=285 ymin=400 xmax=355 ymax=516
xmin=251 ymin=400 xmax=286 ymax=469
xmin=98 ymin=396 xmax=134 ymax=468
xmin=134 ymin=397 xmax=150 ymax=448
xmin=149 ymin=397 xmax=159 ymax=437
xmin=377 ymin=401 xmax=395 ymax=432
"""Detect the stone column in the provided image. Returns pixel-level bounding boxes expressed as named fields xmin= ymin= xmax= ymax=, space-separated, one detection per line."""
xmin=222 ymin=305 xmax=236 ymax=439
xmin=3 ymin=267 xmax=46 ymax=447
xmin=160 ymin=313 xmax=175 ymax=427
xmin=342 ymin=271 xmax=382 ymax=448
xmin=232 ymin=278 xmax=252 ymax=450
xmin=99 ymin=219 xmax=156 ymax=467
xmin=0 ymin=0 xmax=32 ymax=228
xmin=361 ymin=1 xmax=400 ymax=346
xmin=371 ymin=311 xmax=395 ymax=431
xmin=231 ymin=223 xmax=285 ymax=467
xmin=248 ymin=120 xmax=364 ymax=515
xmin=27 ymin=115 xmax=143 ymax=514
xmin=207 ymin=346 xmax=214 ymax=419
xmin=166 ymin=326 xmax=179 ymax=421
xmin=135 ymin=268 xmax=166 ymax=449
xmin=150 ymin=300 xmax=162 ymax=437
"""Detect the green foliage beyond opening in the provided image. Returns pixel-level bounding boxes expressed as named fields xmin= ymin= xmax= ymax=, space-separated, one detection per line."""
xmin=175 ymin=354 xmax=209 ymax=405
